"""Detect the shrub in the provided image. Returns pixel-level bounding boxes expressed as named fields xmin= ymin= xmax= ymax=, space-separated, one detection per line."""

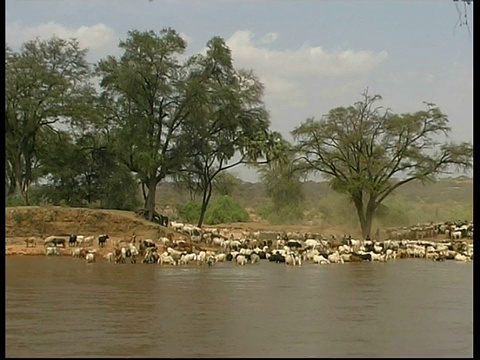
xmin=6 ymin=195 xmax=25 ymax=207
xmin=178 ymin=195 xmax=249 ymax=225
xmin=178 ymin=201 xmax=203 ymax=224
xmin=204 ymin=195 xmax=250 ymax=225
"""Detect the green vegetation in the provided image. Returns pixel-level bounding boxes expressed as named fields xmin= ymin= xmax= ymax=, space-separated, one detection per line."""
xmin=156 ymin=176 xmax=473 ymax=231
xmin=178 ymin=195 xmax=249 ymax=225
xmin=5 ymin=31 xmax=472 ymax=231
xmin=6 ymin=29 xmax=286 ymax=224
xmin=292 ymin=90 xmax=473 ymax=237
xmin=257 ymin=155 xmax=305 ymax=224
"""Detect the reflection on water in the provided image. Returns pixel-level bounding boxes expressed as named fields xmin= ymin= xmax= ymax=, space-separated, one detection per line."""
xmin=6 ymin=257 xmax=473 ymax=358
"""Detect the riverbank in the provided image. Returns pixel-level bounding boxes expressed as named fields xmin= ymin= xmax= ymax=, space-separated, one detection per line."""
xmin=5 ymin=206 xmax=348 ymax=257
xmin=5 ymin=206 xmax=470 ymax=257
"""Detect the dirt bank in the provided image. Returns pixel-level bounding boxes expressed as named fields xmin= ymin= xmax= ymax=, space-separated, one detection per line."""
xmin=5 ymin=206 xmax=181 ymax=256
xmin=5 ymin=206 xmax=357 ymax=257
xmin=6 ymin=206 xmax=349 ymax=257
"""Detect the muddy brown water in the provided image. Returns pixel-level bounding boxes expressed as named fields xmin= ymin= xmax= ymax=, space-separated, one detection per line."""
xmin=6 ymin=257 xmax=473 ymax=358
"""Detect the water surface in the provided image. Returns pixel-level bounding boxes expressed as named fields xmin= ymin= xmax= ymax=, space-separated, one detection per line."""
xmin=6 ymin=257 xmax=473 ymax=358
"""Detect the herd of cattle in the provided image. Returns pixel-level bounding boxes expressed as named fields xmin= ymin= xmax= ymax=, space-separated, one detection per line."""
xmin=29 ymin=219 xmax=474 ymax=265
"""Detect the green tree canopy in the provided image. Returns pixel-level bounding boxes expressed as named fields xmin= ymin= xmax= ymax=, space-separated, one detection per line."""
xmin=176 ymin=37 xmax=290 ymax=227
xmin=292 ymin=89 xmax=473 ymax=238
xmin=96 ymin=28 xmax=190 ymax=219
xmin=5 ymin=37 xmax=93 ymax=204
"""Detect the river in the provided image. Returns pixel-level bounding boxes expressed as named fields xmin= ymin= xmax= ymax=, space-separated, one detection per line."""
xmin=5 ymin=257 xmax=473 ymax=358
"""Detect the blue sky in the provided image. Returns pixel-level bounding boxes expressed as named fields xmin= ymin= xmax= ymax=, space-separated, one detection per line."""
xmin=6 ymin=0 xmax=473 ymax=182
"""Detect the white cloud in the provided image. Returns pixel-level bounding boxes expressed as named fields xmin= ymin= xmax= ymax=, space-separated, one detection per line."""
xmin=224 ymin=30 xmax=388 ymax=107
xmin=6 ymin=21 xmax=120 ymax=60
xmin=257 ymin=32 xmax=279 ymax=45
xmin=226 ymin=30 xmax=388 ymax=79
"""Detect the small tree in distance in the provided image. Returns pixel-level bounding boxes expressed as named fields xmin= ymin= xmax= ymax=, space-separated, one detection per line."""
xmin=292 ymin=89 xmax=473 ymax=238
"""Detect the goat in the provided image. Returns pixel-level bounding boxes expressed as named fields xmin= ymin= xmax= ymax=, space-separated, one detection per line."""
xmin=103 ymin=252 xmax=114 ymax=262
xmin=68 ymin=235 xmax=77 ymax=247
xmin=82 ymin=236 xmax=95 ymax=246
xmin=25 ymin=237 xmax=36 ymax=248
xmin=196 ymin=251 xmax=207 ymax=265
xmin=235 ymin=253 xmax=247 ymax=265
xmin=327 ymin=251 xmax=344 ymax=264
xmin=304 ymin=239 xmax=320 ymax=249
xmin=214 ymin=253 xmax=227 ymax=262
xmin=455 ymin=253 xmax=471 ymax=262
xmin=250 ymin=253 xmax=261 ymax=264
xmin=44 ymin=236 xmax=66 ymax=248
xmin=86 ymin=253 xmax=95 ymax=263
xmin=72 ymin=248 xmax=86 ymax=258
xmin=206 ymin=256 xmax=216 ymax=266
xmin=313 ymin=254 xmax=330 ymax=265
xmin=142 ymin=248 xmax=159 ymax=264
xmin=268 ymin=252 xmax=286 ymax=263
xmin=158 ymin=252 xmax=177 ymax=265
xmin=180 ymin=253 xmax=197 ymax=265
xmin=45 ymin=246 xmax=60 ymax=256
xmin=285 ymin=253 xmax=299 ymax=266
xmin=98 ymin=234 xmax=109 ymax=247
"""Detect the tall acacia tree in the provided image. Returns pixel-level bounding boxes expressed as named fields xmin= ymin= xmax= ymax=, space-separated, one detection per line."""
xmin=292 ymin=89 xmax=473 ymax=238
xmin=177 ymin=37 xmax=289 ymax=227
xmin=96 ymin=28 xmax=191 ymax=219
xmin=5 ymin=37 xmax=92 ymax=204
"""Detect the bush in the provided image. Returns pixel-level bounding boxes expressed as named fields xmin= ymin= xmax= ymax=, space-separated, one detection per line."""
xmin=178 ymin=195 xmax=249 ymax=225
xmin=178 ymin=201 xmax=203 ymax=224
xmin=204 ymin=195 xmax=250 ymax=225
xmin=6 ymin=195 xmax=26 ymax=207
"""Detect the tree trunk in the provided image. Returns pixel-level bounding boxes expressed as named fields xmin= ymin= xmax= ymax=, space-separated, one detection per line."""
xmin=352 ymin=191 xmax=378 ymax=239
xmin=363 ymin=197 xmax=378 ymax=240
xmin=21 ymin=150 xmax=36 ymax=206
xmin=141 ymin=182 xmax=148 ymax=203
xmin=352 ymin=193 xmax=368 ymax=238
xmin=197 ymin=180 xmax=212 ymax=228
xmin=144 ymin=177 xmax=157 ymax=221
xmin=21 ymin=183 xmax=30 ymax=206
xmin=364 ymin=212 xmax=373 ymax=239
xmin=7 ymin=171 xmax=17 ymax=196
